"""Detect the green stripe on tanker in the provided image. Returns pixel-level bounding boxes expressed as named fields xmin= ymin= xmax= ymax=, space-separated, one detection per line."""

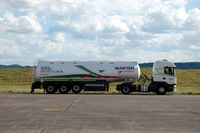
xmin=75 ymin=65 xmax=102 ymax=76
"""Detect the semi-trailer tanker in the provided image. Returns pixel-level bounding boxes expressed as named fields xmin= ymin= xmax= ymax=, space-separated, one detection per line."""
xmin=31 ymin=59 xmax=176 ymax=95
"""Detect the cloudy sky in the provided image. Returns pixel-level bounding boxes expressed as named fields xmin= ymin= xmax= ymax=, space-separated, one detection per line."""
xmin=0 ymin=0 xmax=200 ymax=65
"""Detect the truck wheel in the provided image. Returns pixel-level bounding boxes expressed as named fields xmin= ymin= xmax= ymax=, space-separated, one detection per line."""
xmin=72 ymin=84 xmax=82 ymax=94
xmin=121 ymin=85 xmax=131 ymax=94
xmin=156 ymin=86 xmax=166 ymax=95
xmin=46 ymin=85 xmax=56 ymax=94
xmin=59 ymin=85 xmax=70 ymax=94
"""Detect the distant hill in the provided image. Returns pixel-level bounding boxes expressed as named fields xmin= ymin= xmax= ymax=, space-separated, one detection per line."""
xmin=139 ymin=62 xmax=200 ymax=69
xmin=0 ymin=64 xmax=32 ymax=68
xmin=0 ymin=62 xmax=199 ymax=69
xmin=174 ymin=62 xmax=200 ymax=69
xmin=139 ymin=63 xmax=153 ymax=68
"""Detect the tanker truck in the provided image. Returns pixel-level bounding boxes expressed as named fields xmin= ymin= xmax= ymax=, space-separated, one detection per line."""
xmin=31 ymin=59 xmax=176 ymax=95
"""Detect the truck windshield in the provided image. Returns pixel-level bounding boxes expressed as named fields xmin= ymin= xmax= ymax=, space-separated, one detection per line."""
xmin=164 ymin=67 xmax=175 ymax=75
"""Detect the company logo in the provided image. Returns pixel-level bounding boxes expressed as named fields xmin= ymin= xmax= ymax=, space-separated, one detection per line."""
xmin=114 ymin=66 xmax=134 ymax=70
xmin=40 ymin=66 xmax=63 ymax=73
xmin=114 ymin=66 xmax=135 ymax=74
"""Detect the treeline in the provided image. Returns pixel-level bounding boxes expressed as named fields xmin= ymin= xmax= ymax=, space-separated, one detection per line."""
xmin=139 ymin=62 xmax=200 ymax=69
xmin=0 ymin=62 xmax=200 ymax=69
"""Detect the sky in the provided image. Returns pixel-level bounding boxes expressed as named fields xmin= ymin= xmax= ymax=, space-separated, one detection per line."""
xmin=0 ymin=0 xmax=200 ymax=65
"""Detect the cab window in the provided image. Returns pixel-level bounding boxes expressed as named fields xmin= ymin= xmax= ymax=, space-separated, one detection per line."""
xmin=164 ymin=67 xmax=175 ymax=75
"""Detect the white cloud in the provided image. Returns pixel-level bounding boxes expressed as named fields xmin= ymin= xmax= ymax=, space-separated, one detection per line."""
xmin=0 ymin=39 xmax=21 ymax=56
xmin=49 ymin=32 xmax=66 ymax=43
xmin=0 ymin=11 xmax=42 ymax=33
xmin=163 ymin=0 xmax=187 ymax=8
xmin=0 ymin=0 xmax=200 ymax=65
xmin=0 ymin=0 xmax=48 ymax=12
xmin=183 ymin=8 xmax=200 ymax=30
xmin=189 ymin=45 xmax=200 ymax=50
xmin=42 ymin=40 xmax=62 ymax=54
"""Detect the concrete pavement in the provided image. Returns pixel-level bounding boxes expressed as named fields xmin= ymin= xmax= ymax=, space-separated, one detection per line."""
xmin=0 ymin=94 xmax=200 ymax=133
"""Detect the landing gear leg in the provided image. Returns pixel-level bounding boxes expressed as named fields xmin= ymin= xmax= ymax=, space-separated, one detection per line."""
xmin=31 ymin=87 xmax=34 ymax=93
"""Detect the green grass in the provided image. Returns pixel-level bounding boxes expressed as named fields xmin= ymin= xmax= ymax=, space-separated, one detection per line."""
xmin=0 ymin=68 xmax=32 ymax=85
xmin=0 ymin=85 xmax=43 ymax=93
xmin=0 ymin=68 xmax=200 ymax=94
xmin=175 ymin=85 xmax=200 ymax=95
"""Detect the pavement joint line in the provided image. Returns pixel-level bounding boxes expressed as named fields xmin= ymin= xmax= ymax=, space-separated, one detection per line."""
xmin=64 ymin=96 xmax=81 ymax=112
xmin=176 ymin=105 xmax=200 ymax=117
xmin=39 ymin=96 xmax=81 ymax=133
xmin=189 ymin=111 xmax=200 ymax=117
xmin=40 ymin=127 xmax=47 ymax=133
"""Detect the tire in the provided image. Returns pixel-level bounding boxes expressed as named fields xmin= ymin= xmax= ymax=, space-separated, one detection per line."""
xmin=59 ymin=85 xmax=70 ymax=94
xmin=46 ymin=85 xmax=56 ymax=94
xmin=121 ymin=85 xmax=131 ymax=94
xmin=72 ymin=84 xmax=82 ymax=94
xmin=156 ymin=86 xmax=166 ymax=95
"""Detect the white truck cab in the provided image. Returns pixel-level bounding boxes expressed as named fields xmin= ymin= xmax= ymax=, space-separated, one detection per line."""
xmin=153 ymin=60 xmax=176 ymax=85
xmin=144 ymin=60 xmax=176 ymax=95
xmin=117 ymin=60 xmax=176 ymax=95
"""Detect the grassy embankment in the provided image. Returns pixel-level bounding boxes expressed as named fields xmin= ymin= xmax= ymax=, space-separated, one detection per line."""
xmin=0 ymin=68 xmax=199 ymax=94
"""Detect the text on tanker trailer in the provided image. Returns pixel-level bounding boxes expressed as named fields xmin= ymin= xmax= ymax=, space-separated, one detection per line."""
xmin=31 ymin=60 xmax=176 ymax=95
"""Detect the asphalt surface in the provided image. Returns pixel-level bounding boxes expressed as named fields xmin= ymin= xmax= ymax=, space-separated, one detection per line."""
xmin=0 ymin=94 xmax=200 ymax=133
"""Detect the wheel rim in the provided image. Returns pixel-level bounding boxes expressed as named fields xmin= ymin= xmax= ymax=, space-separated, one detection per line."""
xmin=73 ymin=85 xmax=80 ymax=92
xmin=122 ymin=87 xmax=130 ymax=93
xmin=158 ymin=87 xmax=165 ymax=93
xmin=47 ymin=86 xmax=54 ymax=92
xmin=60 ymin=86 xmax=67 ymax=92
